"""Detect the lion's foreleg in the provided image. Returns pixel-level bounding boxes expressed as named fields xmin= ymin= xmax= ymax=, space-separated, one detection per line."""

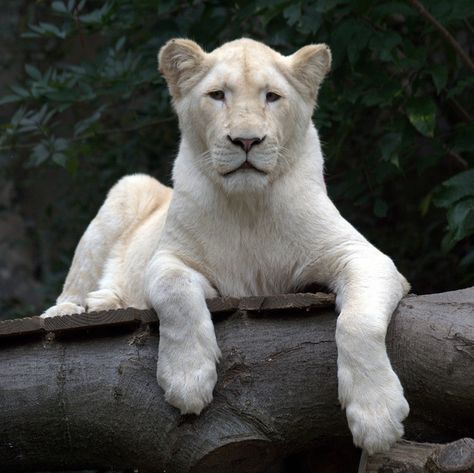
xmin=145 ymin=252 xmax=220 ymax=414
xmin=303 ymin=194 xmax=410 ymax=453
xmin=331 ymin=248 xmax=410 ymax=454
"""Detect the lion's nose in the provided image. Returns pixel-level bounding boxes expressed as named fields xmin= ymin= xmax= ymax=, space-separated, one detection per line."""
xmin=227 ymin=135 xmax=266 ymax=153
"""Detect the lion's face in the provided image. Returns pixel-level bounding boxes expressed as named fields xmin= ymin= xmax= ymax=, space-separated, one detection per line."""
xmin=159 ymin=38 xmax=331 ymax=194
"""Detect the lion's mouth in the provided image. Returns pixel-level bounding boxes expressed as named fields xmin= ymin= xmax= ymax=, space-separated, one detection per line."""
xmin=223 ymin=160 xmax=266 ymax=176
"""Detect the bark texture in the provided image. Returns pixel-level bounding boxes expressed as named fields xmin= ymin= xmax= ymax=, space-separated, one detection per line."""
xmin=0 ymin=288 xmax=473 ymax=473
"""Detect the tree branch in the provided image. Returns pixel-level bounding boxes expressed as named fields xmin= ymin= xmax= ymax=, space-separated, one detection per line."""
xmin=408 ymin=0 xmax=474 ymax=76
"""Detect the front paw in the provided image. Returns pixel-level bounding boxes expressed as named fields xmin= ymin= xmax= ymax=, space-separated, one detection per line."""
xmin=157 ymin=354 xmax=218 ymax=415
xmin=86 ymin=289 xmax=123 ymax=312
xmin=340 ymin=367 xmax=409 ymax=454
xmin=41 ymin=302 xmax=85 ymax=318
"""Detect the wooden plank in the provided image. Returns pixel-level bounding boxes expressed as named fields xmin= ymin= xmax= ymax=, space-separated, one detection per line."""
xmin=42 ymin=309 xmax=139 ymax=332
xmin=208 ymin=293 xmax=335 ymax=314
xmin=0 ymin=293 xmax=335 ymax=338
xmin=207 ymin=296 xmax=240 ymax=314
xmin=241 ymin=292 xmax=335 ymax=313
xmin=137 ymin=309 xmax=158 ymax=324
xmin=0 ymin=316 xmax=44 ymax=338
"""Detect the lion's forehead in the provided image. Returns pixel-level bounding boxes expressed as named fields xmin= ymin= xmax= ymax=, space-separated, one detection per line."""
xmin=203 ymin=54 xmax=288 ymax=93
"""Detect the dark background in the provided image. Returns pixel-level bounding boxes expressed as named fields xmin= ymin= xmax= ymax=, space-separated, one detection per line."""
xmin=0 ymin=0 xmax=473 ymax=320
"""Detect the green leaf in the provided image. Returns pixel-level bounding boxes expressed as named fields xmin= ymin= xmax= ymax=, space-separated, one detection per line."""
xmin=0 ymin=95 xmax=21 ymax=105
xmin=25 ymin=64 xmax=41 ymax=80
xmin=54 ymin=138 xmax=69 ymax=151
xmin=10 ymin=106 xmax=27 ymax=126
xmin=332 ymin=19 xmax=373 ymax=66
xmin=115 ymin=37 xmax=126 ymax=51
xmin=283 ymin=3 xmax=301 ymax=26
xmin=419 ymin=193 xmax=432 ymax=216
xmin=31 ymin=142 xmax=50 ymax=166
xmin=372 ymin=2 xmax=417 ymax=18
xmin=379 ymin=133 xmax=401 ymax=161
xmin=430 ymin=65 xmax=448 ymax=94
xmin=441 ymin=231 xmax=457 ymax=252
xmin=29 ymin=22 xmax=67 ymax=39
xmin=406 ymin=97 xmax=436 ymax=137
xmin=79 ymin=3 xmax=112 ymax=25
xmin=52 ymin=152 xmax=67 ymax=166
xmin=74 ymin=106 xmax=106 ymax=136
xmin=52 ymin=1 xmax=68 ymax=14
xmin=434 ymin=169 xmax=474 ymax=208
xmin=10 ymin=84 xmax=29 ymax=98
xmin=447 ymin=77 xmax=474 ymax=98
xmin=446 ymin=197 xmax=474 ymax=242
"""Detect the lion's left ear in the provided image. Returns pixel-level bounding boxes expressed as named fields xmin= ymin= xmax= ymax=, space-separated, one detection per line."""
xmin=289 ymin=44 xmax=331 ymax=100
xmin=158 ymin=39 xmax=208 ymax=100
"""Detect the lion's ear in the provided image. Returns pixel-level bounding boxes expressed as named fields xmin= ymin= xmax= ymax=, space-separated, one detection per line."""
xmin=158 ymin=39 xmax=207 ymax=99
xmin=289 ymin=44 xmax=331 ymax=100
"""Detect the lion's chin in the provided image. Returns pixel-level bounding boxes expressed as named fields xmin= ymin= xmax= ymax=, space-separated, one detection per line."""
xmin=219 ymin=168 xmax=270 ymax=194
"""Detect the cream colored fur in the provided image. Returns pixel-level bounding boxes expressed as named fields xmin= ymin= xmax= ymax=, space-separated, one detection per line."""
xmin=42 ymin=38 xmax=410 ymax=454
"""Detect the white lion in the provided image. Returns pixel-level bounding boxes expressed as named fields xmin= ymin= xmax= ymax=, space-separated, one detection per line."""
xmin=42 ymin=38 xmax=410 ymax=454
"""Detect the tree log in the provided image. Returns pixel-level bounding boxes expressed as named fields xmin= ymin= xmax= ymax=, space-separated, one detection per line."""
xmin=0 ymin=288 xmax=473 ymax=472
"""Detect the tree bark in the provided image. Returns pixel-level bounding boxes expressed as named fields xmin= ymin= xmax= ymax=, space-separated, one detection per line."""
xmin=0 ymin=288 xmax=473 ymax=473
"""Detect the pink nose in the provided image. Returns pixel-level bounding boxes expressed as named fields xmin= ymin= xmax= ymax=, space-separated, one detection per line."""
xmin=228 ymin=135 xmax=265 ymax=153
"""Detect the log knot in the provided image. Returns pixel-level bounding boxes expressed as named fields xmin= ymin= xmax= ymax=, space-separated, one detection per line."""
xmin=425 ymin=438 xmax=474 ymax=473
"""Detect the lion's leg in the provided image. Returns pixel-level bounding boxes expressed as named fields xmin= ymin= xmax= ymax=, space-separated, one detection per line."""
xmin=85 ymin=250 xmax=127 ymax=312
xmin=145 ymin=251 xmax=220 ymax=415
xmin=302 ymin=194 xmax=410 ymax=454
xmin=332 ymin=252 xmax=410 ymax=454
xmin=42 ymin=174 xmax=171 ymax=318
xmin=41 ymin=217 xmax=111 ymax=318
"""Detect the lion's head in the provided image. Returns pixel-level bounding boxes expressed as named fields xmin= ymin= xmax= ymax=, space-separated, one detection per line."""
xmin=159 ymin=38 xmax=331 ymax=194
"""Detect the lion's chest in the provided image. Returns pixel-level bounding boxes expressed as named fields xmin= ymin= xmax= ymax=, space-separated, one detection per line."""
xmin=202 ymin=219 xmax=307 ymax=297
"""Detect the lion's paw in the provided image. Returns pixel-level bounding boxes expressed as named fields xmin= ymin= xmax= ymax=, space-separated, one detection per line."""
xmin=346 ymin=395 xmax=409 ymax=454
xmin=41 ymin=302 xmax=85 ymax=318
xmin=86 ymin=289 xmax=123 ymax=312
xmin=158 ymin=361 xmax=217 ymax=415
xmin=341 ymin=372 xmax=409 ymax=454
xmin=157 ymin=340 xmax=219 ymax=415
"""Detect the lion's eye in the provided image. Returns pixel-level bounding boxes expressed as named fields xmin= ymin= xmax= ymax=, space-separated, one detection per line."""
xmin=208 ymin=90 xmax=225 ymax=101
xmin=266 ymin=92 xmax=281 ymax=103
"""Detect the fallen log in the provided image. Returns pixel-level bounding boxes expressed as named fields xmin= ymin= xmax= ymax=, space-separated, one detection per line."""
xmin=0 ymin=288 xmax=473 ymax=473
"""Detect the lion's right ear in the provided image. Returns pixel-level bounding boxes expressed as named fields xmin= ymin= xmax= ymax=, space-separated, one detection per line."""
xmin=158 ymin=39 xmax=207 ymax=100
xmin=289 ymin=44 xmax=331 ymax=101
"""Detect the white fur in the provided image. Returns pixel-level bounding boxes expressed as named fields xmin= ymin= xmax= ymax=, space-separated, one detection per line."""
xmin=42 ymin=38 xmax=410 ymax=453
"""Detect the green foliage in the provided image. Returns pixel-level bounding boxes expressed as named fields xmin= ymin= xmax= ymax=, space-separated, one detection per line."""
xmin=1 ymin=0 xmax=473 ymax=310
xmin=434 ymin=169 xmax=474 ymax=253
